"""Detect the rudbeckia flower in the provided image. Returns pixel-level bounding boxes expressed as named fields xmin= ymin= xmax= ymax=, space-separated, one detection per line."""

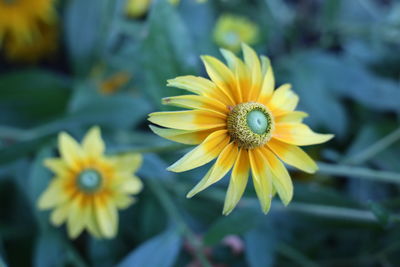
xmin=148 ymin=44 xmax=333 ymax=215
xmin=213 ymin=14 xmax=259 ymax=53
xmin=4 ymin=22 xmax=58 ymax=63
xmin=0 ymin=0 xmax=56 ymax=55
xmin=38 ymin=127 xmax=143 ymax=239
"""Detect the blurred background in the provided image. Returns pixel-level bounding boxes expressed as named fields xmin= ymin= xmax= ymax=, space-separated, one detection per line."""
xmin=1 ymin=0 xmax=400 ymax=266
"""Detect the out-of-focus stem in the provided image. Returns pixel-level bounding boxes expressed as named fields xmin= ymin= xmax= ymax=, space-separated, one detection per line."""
xmin=147 ymin=178 xmax=212 ymax=267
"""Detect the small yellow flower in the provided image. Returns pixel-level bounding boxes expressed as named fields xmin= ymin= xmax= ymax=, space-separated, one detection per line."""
xmin=125 ymin=0 xmax=206 ymax=18
xmin=0 ymin=0 xmax=56 ymax=53
xmin=149 ymin=44 xmax=333 ymax=215
xmin=38 ymin=127 xmax=143 ymax=239
xmin=125 ymin=0 xmax=152 ymax=18
xmin=4 ymin=22 xmax=58 ymax=63
xmin=213 ymin=14 xmax=260 ymax=53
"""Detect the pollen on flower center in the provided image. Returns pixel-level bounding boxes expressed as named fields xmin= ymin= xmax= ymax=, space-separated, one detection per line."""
xmin=77 ymin=169 xmax=102 ymax=193
xmin=227 ymin=102 xmax=274 ymax=149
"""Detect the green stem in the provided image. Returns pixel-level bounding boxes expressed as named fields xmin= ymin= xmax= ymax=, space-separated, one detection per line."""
xmin=317 ymin=162 xmax=400 ymax=184
xmin=147 ymin=178 xmax=212 ymax=267
xmin=343 ymin=127 xmax=400 ymax=165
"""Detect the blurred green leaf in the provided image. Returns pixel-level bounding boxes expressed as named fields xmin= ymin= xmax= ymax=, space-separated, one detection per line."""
xmin=0 ymin=70 xmax=71 ymax=126
xmin=118 ymin=227 xmax=181 ymax=267
xmin=0 ymin=136 xmax=53 ymax=166
xmin=0 ymin=256 xmax=6 ymax=267
xmin=139 ymin=0 xmax=198 ymax=108
xmin=245 ymin=221 xmax=276 ymax=267
xmin=64 ymin=0 xmax=109 ymax=75
xmin=368 ymin=202 xmax=390 ymax=225
xmin=203 ymin=208 xmax=263 ymax=246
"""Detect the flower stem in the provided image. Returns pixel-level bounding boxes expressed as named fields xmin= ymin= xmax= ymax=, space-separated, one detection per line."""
xmin=342 ymin=127 xmax=400 ymax=165
xmin=317 ymin=162 xmax=400 ymax=184
xmin=147 ymin=178 xmax=212 ymax=267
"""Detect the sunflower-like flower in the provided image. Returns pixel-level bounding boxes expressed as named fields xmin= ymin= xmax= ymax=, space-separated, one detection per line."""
xmin=38 ymin=127 xmax=143 ymax=239
xmin=148 ymin=44 xmax=333 ymax=215
xmin=213 ymin=14 xmax=259 ymax=53
xmin=0 ymin=0 xmax=56 ymax=51
xmin=4 ymin=22 xmax=58 ymax=63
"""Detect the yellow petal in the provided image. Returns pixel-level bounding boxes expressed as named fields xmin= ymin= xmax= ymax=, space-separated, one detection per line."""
xmin=95 ymin=197 xmax=118 ymax=238
xmin=149 ymin=125 xmax=213 ymax=145
xmin=273 ymin=123 xmax=334 ymax=146
xmin=82 ymin=126 xmax=105 ymax=157
xmin=267 ymin=138 xmax=318 ymax=173
xmin=67 ymin=195 xmax=88 ymax=239
xmin=162 ymin=95 xmax=227 ymax=115
xmin=187 ymin=142 xmax=238 ymax=197
xmin=275 ymin=111 xmax=308 ymax=124
xmin=223 ymin=148 xmax=250 ymax=215
xmin=50 ymin=203 xmax=70 ymax=226
xmin=114 ymin=194 xmax=135 ymax=209
xmin=148 ymin=110 xmax=226 ymax=131
xmin=201 ymin=55 xmax=236 ymax=105
xmin=167 ymin=75 xmax=230 ymax=105
xmin=268 ymin=84 xmax=298 ymax=116
xmin=220 ymin=49 xmax=248 ymax=103
xmin=167 ymin=75 xmax=216 ymax=95
xmin=86 ymin=202 xmax=102 ymax=239
xmin=258 ymin=56 xmax=275 ymax=104
xmin=261 ymin=148 xmax=293 ymax=206
xmin=38 ymin=178 xmax=68 ymax=210
xmin=242 ymin=43 xmax=262 ymax=101
xmin=167 ymin=130 xmax=230 ymax=172
xmin=111 ymin=153 xmax=142 ymax=173
xmin=248 ymin=149 xmax=273 ymax=214
xmin=58 ymin=132 xmax=84 ymax=169
xmin=119 ymin=175 xmax=143 ymax=194
xmin=43 ymin=158 xmax=68 ymax=176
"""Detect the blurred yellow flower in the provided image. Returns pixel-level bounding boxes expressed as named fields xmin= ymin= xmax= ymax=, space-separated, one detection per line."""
xmin=4 ymin=22 xmax=58 ymax=63
xmin=0 ymin=0 xmax=56 ymax=55
xmin=99 ymin=72 xmax=131 ymax=95
xmin=213 ymin=14 xmax=259 ymax=53
xmin=38 ymin=127 xmax=143 ymax=239
xmin=149 ymin=44 xmax=333 ymax=215
xmin=125 ymin=0 xmax=206 ymax=18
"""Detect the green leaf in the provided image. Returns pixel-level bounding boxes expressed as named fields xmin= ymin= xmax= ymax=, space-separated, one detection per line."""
xmin=0 ymin=136 xmax=54 ymax=166
xmin=34 ymin=233 xmax=66 ymax=267
xmin=139 ymin=0 xmax=198 ymax=108
xmin=118 ymin=227 xmax=181 ymax=267
xmin=0 ymin=256 xmax=6 ymax=267
xmin=27 ymin=145 xmax=55 ymax=230
xmin=0 ymin=70 xmax=71 ymax=126
xmin=64 ymin=0 xmax=109 ymax=75
xmin=368 ymin=201 xmax=390 ymax=225
xmin=203 ymin=208 xmax=263 ymax=246
xmin=244 ymin=221 xmax=276 ymax=267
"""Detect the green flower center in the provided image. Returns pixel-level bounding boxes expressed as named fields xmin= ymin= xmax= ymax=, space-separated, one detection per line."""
xmin=247 ymin=110 xmax=268 ymax=134
xmin=224 ymin=31 xmax=239 ymax=45
xmin=227 ymin=102 xmax=274 ymax=149
xmin=77 ymin=169 xmax=102 ymax=193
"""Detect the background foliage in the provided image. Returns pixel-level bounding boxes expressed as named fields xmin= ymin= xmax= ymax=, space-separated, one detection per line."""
xmin=1 ymin=0 xmax=400 ymax=266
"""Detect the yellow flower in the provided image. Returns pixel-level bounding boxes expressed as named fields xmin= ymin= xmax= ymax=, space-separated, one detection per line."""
xmin=125 ymin=0 xmax=152 ymax=18
xmin=148 ymin=44 xmax=333 ymax=215
xmin=0 ymin=0 xmax=56 ymax=49
xmin=125 ymin=0 xmax=206 ymax=18
xmin=213 ymin=14 xmax=259 ymax=53
xmin=4 ymin=22 xmax=58 ymax=63
xmin=38 ymin=127 xmax=143 ymax=239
